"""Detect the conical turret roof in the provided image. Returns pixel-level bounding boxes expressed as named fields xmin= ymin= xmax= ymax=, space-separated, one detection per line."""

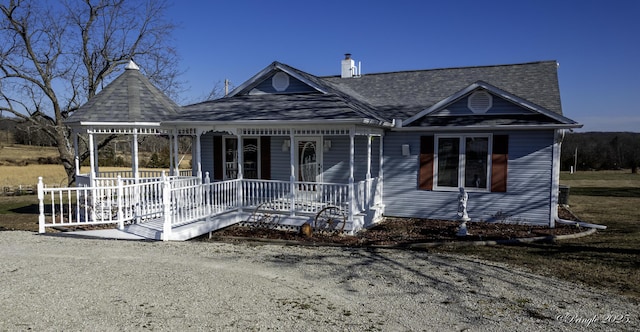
xmin=65 ymin=61 xmax=179 ymax=126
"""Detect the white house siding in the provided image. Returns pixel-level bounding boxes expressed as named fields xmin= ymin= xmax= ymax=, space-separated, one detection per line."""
xmin=270 ymin=136 xmax=290 ymax=181
xmin=383 ymin=130 xmax=555 ymax=226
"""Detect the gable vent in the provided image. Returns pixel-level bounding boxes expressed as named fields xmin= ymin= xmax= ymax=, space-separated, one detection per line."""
xmin=468 ymin=91 xmax=493 ymax=113
xmin=272 ymin=72 xmax=290 ymax=92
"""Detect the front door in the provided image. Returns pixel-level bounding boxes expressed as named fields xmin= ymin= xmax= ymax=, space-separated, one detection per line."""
xmin=296 ymin=138 xmax=322 ymax=184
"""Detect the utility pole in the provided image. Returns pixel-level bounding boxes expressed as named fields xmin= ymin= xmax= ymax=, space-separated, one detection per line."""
xmin=573 ymin=147 xmax=578 ymax=173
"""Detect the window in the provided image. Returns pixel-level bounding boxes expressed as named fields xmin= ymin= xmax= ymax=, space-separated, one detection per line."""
xmin=419 ymin=134 xmax=508 ymax=192
xmin=434 ymin=135 xmax=489 ymax=190
xmin=223 ymin=137 xmax=260 ymax=179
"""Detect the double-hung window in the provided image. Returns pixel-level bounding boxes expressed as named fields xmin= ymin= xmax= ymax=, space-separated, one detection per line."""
xmin=434 ymin=134 xmax=491 ymax=191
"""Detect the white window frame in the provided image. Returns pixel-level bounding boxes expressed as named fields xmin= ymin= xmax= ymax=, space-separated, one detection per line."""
xmin=433 ymin=133 xmax=493 ymax=192
xmin=222 ymin=136 xmax=261 ymax=180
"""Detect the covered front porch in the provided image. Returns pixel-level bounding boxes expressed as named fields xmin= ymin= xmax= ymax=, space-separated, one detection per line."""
xmin=43 ymin=60 xmax=388 ymax=240
xmin=37 ymin=170 xmax=383 ymax=240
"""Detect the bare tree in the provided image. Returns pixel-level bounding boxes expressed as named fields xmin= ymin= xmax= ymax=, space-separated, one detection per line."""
xmin=0 ymin=0 xmax=181 ymax=184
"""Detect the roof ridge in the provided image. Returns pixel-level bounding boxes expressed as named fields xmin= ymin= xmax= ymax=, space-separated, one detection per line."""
xmin=320 ymin=60 xmax=558 ymax=78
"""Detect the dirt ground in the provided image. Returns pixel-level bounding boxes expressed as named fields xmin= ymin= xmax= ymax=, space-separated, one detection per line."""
xmin=204 ymin=206 xmax=584 ymax=247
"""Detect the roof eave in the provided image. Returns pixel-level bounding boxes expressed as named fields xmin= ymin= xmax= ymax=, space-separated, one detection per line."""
xmin=73 ymin=121 xmax=164 ymax=127
xmin=162 ymin=118 xmax=393 ymax=128
xmin=392 ymin=123 xmax=583 ymax=132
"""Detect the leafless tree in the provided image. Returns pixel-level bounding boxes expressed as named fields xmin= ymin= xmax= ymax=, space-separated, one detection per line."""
xmin=0 ymin=0 xmax=181 ymax=184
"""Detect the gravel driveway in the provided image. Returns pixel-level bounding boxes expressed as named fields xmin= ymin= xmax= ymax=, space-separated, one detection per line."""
xmin=1 ymin=231 xmax=638 ymax=331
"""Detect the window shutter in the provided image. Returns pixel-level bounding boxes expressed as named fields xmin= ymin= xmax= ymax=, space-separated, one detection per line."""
xmin=213 ymin=136 xmax=223 ymax=181
xmin=260 ymin=136 xmax=271 ymax=180
xmin=491 ymin=135 xmax=509 ymax=192
xmin=419 ymin=136 xmax=434 ymax=190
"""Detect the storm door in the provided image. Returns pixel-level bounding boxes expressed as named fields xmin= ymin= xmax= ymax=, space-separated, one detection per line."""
xmin=296 ymin=138 xmax=322 ymax=185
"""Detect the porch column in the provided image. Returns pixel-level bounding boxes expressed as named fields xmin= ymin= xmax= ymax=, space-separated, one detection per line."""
xmin=132 ymin=128 xmax=139 ymax=183
xmin=236 ymin=133 xmax=244 ymax=212
xmin=348 ymin=130 xmax=355 ymax=223
xmin=196 ymin=129 xmax=203 ymax=179
xmin=88 ymin=131 xmax=96 ymax=187
xmin=366 ymin=134 xmax=372 ymax=180
xmin=73 ymin=131 xmax=80 ymax=178
xmin=289 ymin=131 xmax=295 ymax=216
xmin=365 ymin=134 xmax=372 ymax=211
xmin=236 ymin=133 xmax=243 ymax=180
xmin=379 ymin=135 xmax=384 ymax=205
xmin=173 ymin=131 xmax=179 ymax=176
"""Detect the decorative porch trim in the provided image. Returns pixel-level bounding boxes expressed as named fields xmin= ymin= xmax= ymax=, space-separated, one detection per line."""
xmin=79 ymin=127 xmax=198 ymax=136
xmin=238 ymin=127 xmax=384 ymax=136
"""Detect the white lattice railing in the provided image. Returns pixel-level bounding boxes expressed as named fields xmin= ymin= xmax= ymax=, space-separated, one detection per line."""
xmin=38 ymin=175 xmax=382 ymax=240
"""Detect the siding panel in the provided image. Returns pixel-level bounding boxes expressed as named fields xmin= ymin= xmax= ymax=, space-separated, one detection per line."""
xmin=383 ymin=130 xmax=555 ymax=225
xmin=200 ymin=132 xmax=214 ymax=179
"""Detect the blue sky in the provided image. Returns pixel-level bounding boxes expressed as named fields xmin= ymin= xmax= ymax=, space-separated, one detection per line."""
xmin=169 ymin=0 xmax=639 ymax=132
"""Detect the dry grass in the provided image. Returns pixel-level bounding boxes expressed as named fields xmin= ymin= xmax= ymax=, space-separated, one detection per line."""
xmin=432 ymin=171 xmax=640 ymax=300
xmin=0 ymin=164 xmax=69 ymax=188
xmin=0 ymin=144 xmax=59 ymax=161
xmin=0 ymin=165 xmax=189 ymax=188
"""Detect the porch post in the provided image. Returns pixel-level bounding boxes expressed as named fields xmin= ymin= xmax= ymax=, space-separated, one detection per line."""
xmin=289 ymin=131 xmax=295 ymax=216
xmin=173 ymin=131 xmax=179 ymax=176
xmin=116 ymin=176 xmax=124 ymax=230
xmin=132 ymin=128 xmax=139 ymax=183
xmin=366 ymin=135 xmax=372 ymax=180
xmin=348 ymin=130 xmax=355 ymax=224
xmin=196 ymin=129 xmax=203 ymax=179
xmin=379 ymin=135 xmax=384 ymax=206
xmin=366 ymin=134 xmax=372 ymax=210
xmin=88 ymin=131 xmax=96 ymax=187
xmin=162 ymin=176 xmax=172 ymax=241
xmin=236 ymin=133 xmax=244 ymax=212
xmin=73 ymin=131 xmax=80 ymax=179
xmin=37 ymin=177 xmax=45 ymax=233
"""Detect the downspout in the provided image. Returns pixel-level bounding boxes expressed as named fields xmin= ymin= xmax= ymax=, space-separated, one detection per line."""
xmin=549 ymin=129 xmax=563 ymax=228
xmin=552 ymin=129 xmax=607 ymax=230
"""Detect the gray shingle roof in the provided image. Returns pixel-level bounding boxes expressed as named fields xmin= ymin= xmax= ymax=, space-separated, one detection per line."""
xmin=178 ymin=93 xmax=376 ymax=122
xmin=68 ymin=59 xmax=574 ymax=129
xmin=65 ymin=65 xmax=180 ymax=125
xmin=189 ymin=61 xmax=388 ymax=125
xmin=322 ymin=60 xmax=563 ymax=120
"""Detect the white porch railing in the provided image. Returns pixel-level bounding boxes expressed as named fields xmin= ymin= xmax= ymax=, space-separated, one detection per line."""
xmin=76 ymin=169 xmax=193 ymax=187
xmin=38 ymin=175 xmax=382 ymax=240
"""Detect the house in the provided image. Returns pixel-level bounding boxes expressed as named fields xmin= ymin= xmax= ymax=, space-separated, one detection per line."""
xmin=38 ymin=55 xmax=581 ymax=240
